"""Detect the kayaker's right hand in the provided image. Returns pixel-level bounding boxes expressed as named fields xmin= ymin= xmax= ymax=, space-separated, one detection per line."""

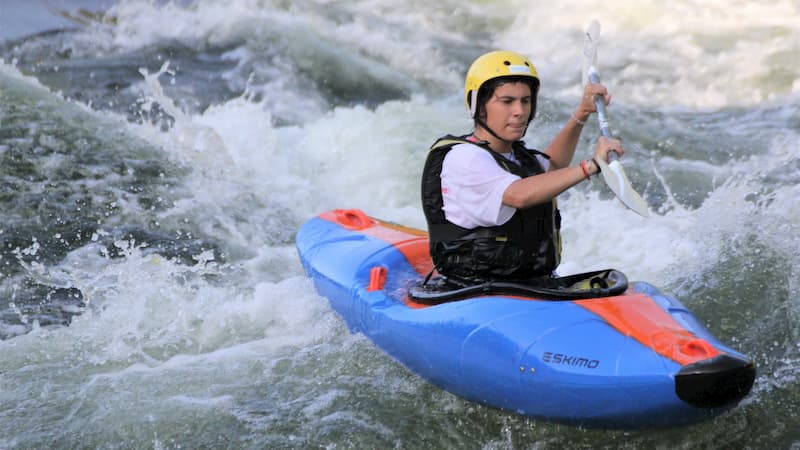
xmin=594 ymin=136 xmax=624 ymax=164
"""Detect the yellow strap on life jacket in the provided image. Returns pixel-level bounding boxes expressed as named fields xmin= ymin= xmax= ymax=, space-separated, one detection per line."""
xmin=430 ymin=138 xmax=471 ymax=151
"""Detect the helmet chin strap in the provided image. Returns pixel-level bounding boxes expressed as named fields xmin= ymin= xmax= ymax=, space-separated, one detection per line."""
xmin=475 ymin=118 xmax=527 ymax=146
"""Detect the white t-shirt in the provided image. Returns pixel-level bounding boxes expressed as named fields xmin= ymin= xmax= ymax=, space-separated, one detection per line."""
xmin=440 ymin=143 xmax=549 ymax=229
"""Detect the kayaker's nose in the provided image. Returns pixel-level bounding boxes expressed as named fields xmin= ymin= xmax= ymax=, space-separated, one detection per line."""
xmin=674 ymin=354 xmax=756 ymax=408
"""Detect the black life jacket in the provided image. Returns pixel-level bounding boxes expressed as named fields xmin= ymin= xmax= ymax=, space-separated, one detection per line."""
xmin=421 ymin=134 xmax=561 ymax=282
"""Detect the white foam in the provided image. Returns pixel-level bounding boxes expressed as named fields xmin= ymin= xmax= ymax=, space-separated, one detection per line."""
xmin=497 ymin=0 xmax=800 ymax=109
xmin=52 ymin=0 xmax=800 ymax=111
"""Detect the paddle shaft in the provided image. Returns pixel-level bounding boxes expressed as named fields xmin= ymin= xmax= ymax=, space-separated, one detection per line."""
xmin=581 ymin=20 xmax=649 ymax=217
xmin=587 ymin=67 xmax=618 ymax=161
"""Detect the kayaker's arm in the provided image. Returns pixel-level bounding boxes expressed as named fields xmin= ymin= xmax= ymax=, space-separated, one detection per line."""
xmin=544 ymin=83 xmax=610 ymax=169
xmin=503 ymin=161 xmax=595 ymax=208
xmin=503 ymin=136 xmax=621 ymax=209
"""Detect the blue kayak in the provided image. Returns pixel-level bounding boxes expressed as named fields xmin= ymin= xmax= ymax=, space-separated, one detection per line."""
xmin=295 ymin=209 xmax=755 ymax=428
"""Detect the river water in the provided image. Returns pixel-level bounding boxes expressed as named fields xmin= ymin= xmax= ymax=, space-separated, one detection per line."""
xmin=1 ymin=0 xmax=798 ymax=448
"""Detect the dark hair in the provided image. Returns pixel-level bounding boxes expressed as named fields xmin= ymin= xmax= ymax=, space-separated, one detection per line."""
xmin=474 ymin=76 xmax=540 ymax=124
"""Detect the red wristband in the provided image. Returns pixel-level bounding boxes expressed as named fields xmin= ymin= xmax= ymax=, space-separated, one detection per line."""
xmin=580 ymin=160 xmax=590 ymax=180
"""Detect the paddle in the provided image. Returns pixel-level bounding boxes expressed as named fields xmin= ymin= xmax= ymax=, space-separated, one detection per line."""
xmin=582 ymin=20 xmax=649 ymax=217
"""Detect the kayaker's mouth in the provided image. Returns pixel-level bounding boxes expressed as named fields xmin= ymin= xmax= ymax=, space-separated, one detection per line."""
xmin=674 ymin=353 xmax=756 ymax=408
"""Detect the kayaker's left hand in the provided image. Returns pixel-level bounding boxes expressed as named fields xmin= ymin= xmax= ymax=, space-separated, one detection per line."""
xmin=573 ymin=83 xmax=611 ymax=123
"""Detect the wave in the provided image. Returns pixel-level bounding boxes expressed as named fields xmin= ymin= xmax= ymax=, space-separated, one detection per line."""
xmin=1 ymin=1 xmax=798 ymax=447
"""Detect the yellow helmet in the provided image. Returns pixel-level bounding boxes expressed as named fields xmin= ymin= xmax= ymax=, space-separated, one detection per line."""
xmin=464 ymin=50 xmax=540 ymax=119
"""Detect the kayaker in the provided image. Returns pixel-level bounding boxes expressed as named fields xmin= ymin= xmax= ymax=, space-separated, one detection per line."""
xmin=421 ymin=50 xmax=624 ymax=285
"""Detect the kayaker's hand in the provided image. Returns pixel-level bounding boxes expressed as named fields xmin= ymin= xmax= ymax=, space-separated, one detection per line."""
xmin=593 ymin=136 xmax=624 ymax=164
xmin=574 ymin=83 xmax=611 ymax=122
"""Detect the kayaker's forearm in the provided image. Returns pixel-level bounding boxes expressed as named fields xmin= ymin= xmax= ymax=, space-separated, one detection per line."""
xmin=543 ymin=111 xmax=589 ymax=169
xmin=502 ymin=160 xmax=598 ymax=208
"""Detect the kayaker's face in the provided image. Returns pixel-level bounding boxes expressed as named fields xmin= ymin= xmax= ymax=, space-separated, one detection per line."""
xmin=481 ymin=82 xmax=532 ymax=142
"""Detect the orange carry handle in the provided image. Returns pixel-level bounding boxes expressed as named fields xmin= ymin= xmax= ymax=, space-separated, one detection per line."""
xmin=334 ymin=208 xmax=375 ymax=230
xmin=367 ymin=266 xmax=387 ymax=291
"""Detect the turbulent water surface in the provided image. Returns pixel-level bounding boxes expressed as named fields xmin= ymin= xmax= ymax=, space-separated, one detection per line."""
xmin=1 ymin=0 xmax=799 ymax=448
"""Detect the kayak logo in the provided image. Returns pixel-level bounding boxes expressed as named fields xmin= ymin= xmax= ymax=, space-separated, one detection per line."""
xmin=543 ymin=352 xmax=600 ymax=369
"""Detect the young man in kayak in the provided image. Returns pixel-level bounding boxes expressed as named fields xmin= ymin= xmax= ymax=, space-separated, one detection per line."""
xmin=421 ymin=50 xmax=624 ymax=285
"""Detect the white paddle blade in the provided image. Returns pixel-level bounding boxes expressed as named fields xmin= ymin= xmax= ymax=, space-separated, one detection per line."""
xmin=595 ymin=159 xmax=650 ymax=217
xmin=582 ymin=20 xmax=601 ymax=86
